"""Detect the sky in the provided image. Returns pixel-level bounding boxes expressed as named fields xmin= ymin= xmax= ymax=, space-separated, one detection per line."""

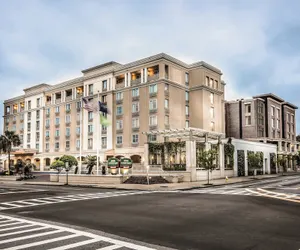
xmin=1 ymin=0 xmax=300 ymax=133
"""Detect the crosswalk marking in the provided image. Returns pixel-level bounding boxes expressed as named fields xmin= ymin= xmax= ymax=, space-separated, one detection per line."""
xmin=0 ymin=215 xmax=156 ymax=250
xmin=0 ymin=190 xmax=153 ymax=211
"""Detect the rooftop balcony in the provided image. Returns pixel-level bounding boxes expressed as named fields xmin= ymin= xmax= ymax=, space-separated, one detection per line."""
xmin=116 ymin=75 xmax=125 ymax=90
xmin=131 ymin=71 xmax=141 ymax=85
xmin=147 ymin=65 xmax=159 ymax=81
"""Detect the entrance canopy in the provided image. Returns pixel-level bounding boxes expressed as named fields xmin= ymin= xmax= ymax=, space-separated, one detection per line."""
xmin=142 ymin=127 xmax=225 ymax=142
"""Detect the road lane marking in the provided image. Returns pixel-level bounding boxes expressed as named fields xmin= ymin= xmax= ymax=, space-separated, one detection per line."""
xmin=0 ymin=215 xmax=157 ymax=250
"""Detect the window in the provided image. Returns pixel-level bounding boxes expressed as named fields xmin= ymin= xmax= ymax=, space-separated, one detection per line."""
xmin=36 ymin=143 xmax=39 ymax=150
xmin=55 ymin=106 xmax=60 ymax=113
xmin=20 ymin=123 xmax=24 ymax=130
xmin=116 ymin=106 xmax=123 ymax=115
xmin=46 ymin=108 xmax=50 ymax=115
xmin=88 ymin=84 xmax=93 ymax=95
xmin=45 ymin=143 xmax=49 ymax=150
xmin=28 ymin=101 xmax=31 ymax=110
xmin=55 ymin=130 xmax=60 ymax=137
xmin=185 ymin=73 xmax=189 ymax=85
xmin=37 ymin=98 xmax=40 ymax=107
xmin=66 ymin=103 xmax=71 ymax=111
xmin=46 ymin=131 xmax=50 ymax=137
xmin=12 ymin=125 xmax=16 ymax=131
xmin=55 ymin=142 xmax=59 ymax=149
xmin=185 ymin=120 xmax=189 ymax=128
xmin=76 ymin=101 xmax=81 ymax=109
xmin=46 ymin=119 xmax=50 ymax=127
xmin=210 ymin=107 xmax=214 ymax=119
xmin=27 ymin=133 xmax=31 ymax=142
xmin=271 ymin=106 xmax=275 ymax=116
xmin=55 ymin=117 xmax=60 ymax=125
xmin=88 ymin=112 xmax=93 ymax=120
xmin=258 ymin=115 xmax=264 ymax=125
xmin=27 ymin=144 xmax=30 ymax=149
xmin=102 ymin=137 xmax=107 ymax=147
xmin=245 ymin=104 xmax=251 ymax=113
xmin=132 ymin=102 xmax=139 ymax=112
xmin=210 ymin=93 xmax=214 ymax=104
xmin=148 ymin=134 xmax=157 ymax=142
xmin=272 ymin=118 xmax=275 ymax=128
xmin=287 ymin=113 xmax=291 ymax=122
xmin=116 ymin=120 xmax=123 ymax=130
xmin=277 ymin=131 xmax=280 ymax=138
xmin=76 ymin=113 xmax=80 ymax=121
xmin=210 ymin=121 xmax=215 ymax=131
xmin=277 ymin=109 xmax=280 ymax=118
xmin=117 ymin=136 xmax=123 ymax=144
xmin=102 ymin=80 xmax=107 ymax=90
xmin=165 ymin=83 xmax=169 ymax=91
xmin=185 ymin=106 xmax=189 ymax=116
xmin=210 ymin=78 xmax=214 ymax=88
xmin=165 ymin=115 xmax=169 ymax=125
xmin=149 ymin=84 xmax=157 ymax=93
xmin=28 ymin=112 xmax=31 ymax=121
xmin=102 ymin=95 xmax=107 ymax=103
xmin=215 ymin=80 xmax=218 ymax=89
xmin=36 ymin=121 xmax=40 ymax=130
xmin=272 ymin=130 xmax=276 ymax=138
xmin=116 ymin=92 xmax=123 ymax=100
xmin=288 ymin=124 xmax=291 ymax=132
xmin=132 ymin=88 xmax=139 ymax=97
xmin=88 ymin=124 xmax=93 ymax=133
xmin=6 ymin=106 xmax=10 ymax=114
xmin=132 ymin=134 xmax=139 ymax=144
xmin=164 ymin=99 xmax=169 ymax=109
xmin=76 ymin=140 xmax=80 ymax=149
xmin=149 ymin=99 xmax=157 ymax=110
xmin=258 ymin=102 xmax=264 ymax=113
xmin=258 ymin=129 xmax=264 ymax=137
xmin=132 ymin=117 xmax=139 ymax=128
xmin=19 ymin=135 xmax=23 ymax=143
xmin=27 ymin=122 xmax=31 ymax=131
xmin=20 ymin=114 xmax=24 ymax=121
xmin=36 ymin=132 xmax=40 ymax=141
xmin=245 ymin=116 xmax=251 ymax=125
xmin=205 ymin=76 xmax=209 ymax=86
xmin=102 ymin=125 xmax=107 ymax=131
xmin=88 ymin=138 xmax=93 ymax=148
xmin=66 ymin=128 xmax=70 ymax=136
xmin=36 ymin=110 xmax=40 ymax=119
xmin=165 ymin=65 xmax=169 ymax=79
xmin=291 ymin=115 xmax=294 ymax=123
xmin=185 ymin=91 xmax=189 ymax=101
xmin=276 ymin=119 xmax=280 ymax=129
xmin=66 ymin=115 xmax=71 ymax=123
xmin=149 ymin=115 xmax=157 ymax=126
xmin=13 ymin=116 xmax=16 ymax=121
xmin=66 ymin=141 xmax=70 ymax=148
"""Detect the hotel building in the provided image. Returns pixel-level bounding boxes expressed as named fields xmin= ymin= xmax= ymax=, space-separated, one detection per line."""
xmin=3 ymin=53 xmax=225 ymax=171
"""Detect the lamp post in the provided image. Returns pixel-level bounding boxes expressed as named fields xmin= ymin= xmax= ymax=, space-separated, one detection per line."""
xmin=65 ymin=162 xmax=70 ymax=185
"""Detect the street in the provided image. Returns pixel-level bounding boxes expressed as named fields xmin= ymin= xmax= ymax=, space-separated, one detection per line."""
xmin=0 ymin=175 xmax=299 ymax=250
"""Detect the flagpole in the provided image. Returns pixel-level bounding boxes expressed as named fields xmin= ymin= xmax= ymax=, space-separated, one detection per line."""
xmin=96 ymin=91 xmax=100 ymax=175
xmin=79 ymin=97 xmax=83 ymax=174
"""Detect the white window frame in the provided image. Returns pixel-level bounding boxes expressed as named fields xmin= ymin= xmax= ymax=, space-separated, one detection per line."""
xmin=88 ymin=124 xmax=93 ymax=133
xmin=132 ymin=88 xmax=139 ymax=97
xmin=132 ymin=117 xmax=139 ymax=128
xmin=116 ymin=120 xmax=123 ymax=130
xmin=149 ymin=115 xmax=157 ymax=126
xmin=116 ymin=136 xmax=123 ymax=145
xmin=132 ymin=134 xmax=139 ymax=144
xmin=149 ymin=84 xmax=157 ymax=93
xmin=116 ymin=92 xmax=123 ymax=100
xmin=210 ymin=93 xmax=214 ymax=104
xmin=116 ymin=106 xmax=123 ymax=115
xmin=132 ymin=102 xmax=139 ymax=113
xmin=149 ymin=99 xmax=157 ymax=110
xmin=164 ymin=99 xmax=169 ymax=109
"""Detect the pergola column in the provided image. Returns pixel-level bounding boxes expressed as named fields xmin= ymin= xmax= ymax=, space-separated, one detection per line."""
xmin=244 ymin=151 xmax=248 ymax=176
xmin=186 ymin=140 xmax=197 ymax=182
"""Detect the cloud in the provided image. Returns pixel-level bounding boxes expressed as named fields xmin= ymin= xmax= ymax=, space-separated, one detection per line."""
xmin=1 ymin=0 xmax=300 ymax=133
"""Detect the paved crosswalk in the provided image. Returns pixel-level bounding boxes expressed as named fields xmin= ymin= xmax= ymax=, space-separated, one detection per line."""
xmin=0 ymin=190 xmax=152 ymax=211
xmin=0 ymin=214 xmax=156 ymax=249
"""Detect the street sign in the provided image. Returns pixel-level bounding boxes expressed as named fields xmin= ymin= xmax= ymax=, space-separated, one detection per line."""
xmin=107 ymin=158 xmax=119 ymax=168
xmin=120 ymin=158 xmax=132 ymax=168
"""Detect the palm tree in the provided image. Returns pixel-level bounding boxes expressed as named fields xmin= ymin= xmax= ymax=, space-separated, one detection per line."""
xmin=84 ymin=155 xmax=98 ymax=174
xmin=0 ymin=131 xmax=21 ymax=172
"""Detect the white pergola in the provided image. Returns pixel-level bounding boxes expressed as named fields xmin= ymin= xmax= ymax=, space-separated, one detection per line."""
xmin=142 ymin=127 xmax=227 ymax=181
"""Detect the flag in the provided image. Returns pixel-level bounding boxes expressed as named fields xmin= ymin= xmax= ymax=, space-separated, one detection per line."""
xmin=82 ymin=98 xmax=97 ymax=112
xmin=98 ymin=101 xmax=110 ymax=114
xmin=100 ymin=113 xmax=111 ymax=126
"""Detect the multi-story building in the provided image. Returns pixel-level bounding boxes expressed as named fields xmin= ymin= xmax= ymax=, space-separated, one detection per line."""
xmin=225 ymin=93 xmax=298 ymax=169
xmin=3 ymin=53 xmax=225 ymax=171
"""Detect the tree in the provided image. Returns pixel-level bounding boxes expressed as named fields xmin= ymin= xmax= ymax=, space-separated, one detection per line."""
xmin=84 ymin=155 xmax=98 ymax=174
xmin=0 ymin=131 xmax=21 ymax=172
xmin=197 ymin=149 xmax=218 ymax=185
xmin=247 ymin=152 xmax=261 ymax=175
xmin=296 ymin=134 xmax=300 ymax=142
xmin=59 ymin=155 xmax=78 ymax=167
xmin=277 ymin=155 xmax=287 ymax=175
xmin=51 ymin=160 xmax=65 ymax=173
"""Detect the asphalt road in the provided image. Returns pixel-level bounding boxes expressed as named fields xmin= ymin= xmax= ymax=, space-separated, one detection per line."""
xmin=0 ymin=175 xmax=300 ymax=250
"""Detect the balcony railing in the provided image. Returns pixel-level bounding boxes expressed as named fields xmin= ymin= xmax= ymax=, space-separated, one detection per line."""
xmin=55 ymin=136 xmax=60 ymax=140
xmin=147 ymin=73 xmax=159 ymax=81
xmin=116 ymin=82 xmax=125 ymax=90
xmin=102 ymin=130 xmax=107 ymax=135
xmin=102 ymin=144 xmax=107 ymax=149
xmin=131 ymin=78 xmax=141 ymax=85
xmin=88 ymin=132 xmax=93 ymax=136
xmin=66 ymin=122 xmax=71 ymax=126
xmin=88 ymin=146 xmax=93 ymax=150
xmin=116 ymin=99 xmax=123 ymax=105
xmin=149 ymin=125 xmax=158 ymax=130
xmin=46 ymin=136 xmax=50 ymax=141
xmin=45 ymin=125 xmax=50 ymax=129
xmin=66 ymin=109 xmax=71 ymax=114
xmin=46 ymin=101 xmax=51 ymax=106
xmin=46 ymin=149 xmax=50 ymax=152
xmin=116 ymin=129 xmax=123 ymax=134
xmin=55 ymin=148 xmax=59 ymax=152
xmin=149 ymin=92 xmax=157 ymax=98
xmin=116 ymin=144 xmax=122 ymax=148
xmin=132 ymin=127 xmax=139 ymax=132
xmin=76 ymin=93 xmax=83 ymax=99
xmin=132 ymin=96 xmax=139 ymax=102
xmin=55 ymin=124 xmax=60 ymax=128
xmin=55 ymin=98 xmax=61 ymax=104
xmin=149 ymin=109 xmax=157 ymax=114
xmin=65 ymin=95 xmax=72 ymax=101
xmin=66 ymin=147 xmax=70 ymax=151
xmin=88 ymin=91 xmax=93 ymax=96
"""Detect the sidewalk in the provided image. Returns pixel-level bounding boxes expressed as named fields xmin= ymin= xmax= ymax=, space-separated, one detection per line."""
xmin=1 ymin=173 xmax=298 ymax=191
